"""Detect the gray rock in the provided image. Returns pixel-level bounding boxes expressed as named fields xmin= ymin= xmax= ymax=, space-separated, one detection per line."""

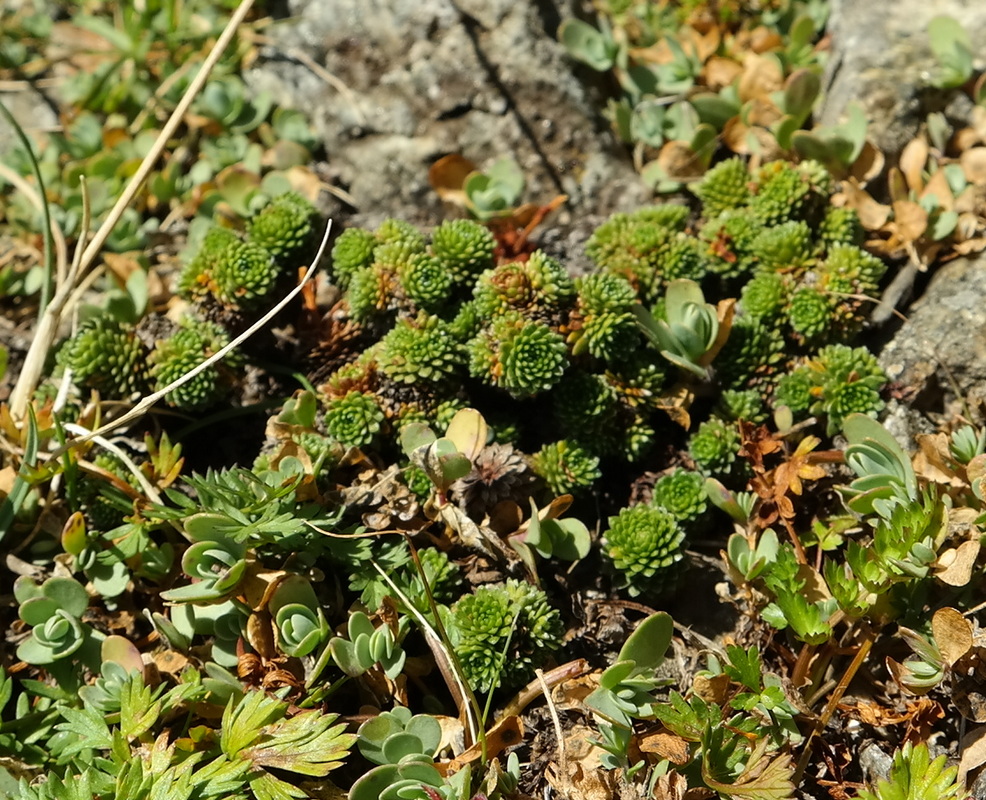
xmin=0 ymin=88 xmax=58 ymax=159
xmin=247 ymin=0 xmax=649 ymax=232
xmin=820 ymin=0 xmax=986 ymax=159
xmin=878 ymin=254 xmax=986 ymax=430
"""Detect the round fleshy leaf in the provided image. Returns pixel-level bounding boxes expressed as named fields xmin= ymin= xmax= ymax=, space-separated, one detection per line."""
xmin=19 ymin=596 xmax=59 ymax=627
xmin=404 ymin=714 xmax=441 ymax=757
xmin=268 ymin=576 xmax=318 ymax=617
xmin=182 ymin=512 xmax=233 ymax=543
xmin=33 ymin=611 xmax=85 ymax=661
xmin=329 ymin=638 xmax=363 ymax=677
xmin=348 ymin=765 xmax=400 ymax=800
xmin=87 ymin=558 xmax=131 ymax=598
xmin=147 ymin=610 xmax=190 ymax=651
xmin=41 ymin=577 xmax=89 ymax=619
xmin=357 ymin=714 xmax=405 ymax=765
xmin=381 ymin=732 xmax=427 ymax=765
xmin=354 ymin=633 xmax=374 ymax=670
xmin=61 ymin=511 xmax=88 ymax=557
xmin=12 ymin=576 xmax=42 ymax=606
xmin=101 ymin=635 xmax=144 ymax=675
xmin=17 ymin=634 xmax=60 ymax=665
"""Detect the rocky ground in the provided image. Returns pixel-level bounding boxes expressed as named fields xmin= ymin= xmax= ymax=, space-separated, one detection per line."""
xmin=4 ymin=0 xmax=986 ymax=797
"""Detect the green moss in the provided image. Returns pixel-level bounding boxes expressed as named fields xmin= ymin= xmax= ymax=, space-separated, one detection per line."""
xmin=740 ymin=272 xmax=789 ymax=320
xmin=604 ymin=504 xmax=685 ymax=596
xmin=59 ymin=316 xmax=146 ymax=398
xmin=554 ymin=372 xmax=622 ymax=454
xmin=692 ymin=157 xmax=751 ymax=218
xmin=377 ymin=313 xmax=463 ymax=385
xmin=788 ymin=286 xmax=834 ymax=341
xmin=749 ymin=160 xmax=826 ymax=227
xmin=324 ymin=391 xmax=386 ymax=449
xmin=716 ymin=388 xmax=767 ymax=424
xmin=330 ymin=227 xmax=377 ymax=288
xmin=652 ymin=468 xmax=707 ymax=524
xmin=149 ymin=318 xmax=239 ymax=410
xmin=688 ymin=416 xmax=740 ymax=476
xmin=448 ymin=579 xmax=563 ymax=693
xmin=818 ymin=206 xmax=864 ymax=249
xmin=398 ymin=252 xmax=455 ymax=313
xmin=347 ymin=263 xmax=394 ymax=322
xmin=246 ymin=191 xmax=316 ymax=263
xmin=774 ymin=345 xmax=887 ymax=434
xmin=467 ymin=312 xmax=568 ymax=397
xmin=576 ymin=272 xmax=636 ymax=314
xmin=577 ymin=310 xmax=640 ymax=361
xmin=713 ymin=316 xmax=785 ymax=390
xmin=750 ymin=220 xmax=814 ymax=272
xmin=585 ymin=206 xmax=691 ymax=300
xmin=430 ymin=219 xmax=496 ymax=283
xmin=211 ymin=237 xmax=278 ymax=309
xmin=532 ymin=439 xmax=602 ymax=495
xmin=773 ymin=365 xmax=815 ymax=414
xmin=376 ymin=218 xmax=426 ymax=252
xmin=825 ymin=381 xmax=884 ymax=432
xmin=178 ymin=226 xmax=239 ymax=301
xmin=700 ymin=208 xmax=764 ymax=279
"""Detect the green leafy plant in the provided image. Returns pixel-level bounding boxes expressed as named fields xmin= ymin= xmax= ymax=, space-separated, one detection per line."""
xmin=585 ymin=612 xmax=672 ymax=771
xmin=557 ymin=1 xmax=864 ymax=189
xmin=858 ymin=741 xmax=967 ymax=800
xmin=357 ymin=706 xmax=443 ymax=766
xmin=328 ymin=610 xmax=407 ymax=680
xmin=635 ymin=279 xmax=722 ymax=379
xmin=462 ymin=157 xmax=526 ymax=221
xmin=927 ymin=15 xmax=974 ymax=90
xmin=14 ymin=575 xmax=103 ymax=669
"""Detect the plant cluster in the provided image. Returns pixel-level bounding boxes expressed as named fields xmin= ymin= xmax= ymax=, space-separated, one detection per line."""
xmin=5 ymin=3 xmax=984 ymax=797
xmin=320 ymin=157 xmax=887 ymax=518
xmin=558 ymin=0 xmax=873 ymax=190
xmin=0 ymin=0 xmax=318 ymax=291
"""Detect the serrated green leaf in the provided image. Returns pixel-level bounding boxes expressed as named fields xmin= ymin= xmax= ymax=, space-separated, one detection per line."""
xmin=702 ymin=737 xmax=796 ymax=800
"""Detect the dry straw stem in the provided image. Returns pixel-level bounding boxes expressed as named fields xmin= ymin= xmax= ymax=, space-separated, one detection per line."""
xmin=367 ymin=558 xmax=482 ymax=747
xmin=9 ymin=0 xmax=257 ymax=421
xmin=0 ymin=161 xmax=68 ymax=281
xmin=46 ymin=221 xmax=330 ymax=462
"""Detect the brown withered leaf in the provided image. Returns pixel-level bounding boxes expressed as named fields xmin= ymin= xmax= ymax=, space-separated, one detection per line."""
xmin=889 ymin=200 xmax=929 ymax=246
xmin=835 ymin=181 xmax=891 ymax=230
xmin=438 ymin=716 xmax=522 ymax=775
xmin=704 ymin=55 xmax=743 ymax=89
xmin=933 ymin=607 xmax=974 ymax=666
xmin=934 ymin=539 xmax=981 ymax=587
xmin=428 ymin=154 xmax=476 ymax=206
xmin=847 ymin=141 xmax=885 ymax=186
xmin=920 ymin=168 xmax=956 ymax=211
xmin=952 ymin=644 xmax=986 ymax=721
xmin=153 ymin=649 xmax=189 ymax=675
xmin=839 ymin=697 xmax=944 ymax=737
xmin=656 ymin=382 xmax=695 ymax=430
xmin=693 ymin=672 xmax=731 ymax=704
xmin=738 ymin=53 xmax=784 ymax=101
xmin=702 ymin=737 xmax=795 ymax=800
xmin=640 ymin=731 xmax=691 ymax=765
xmin=899 ymin=138 xmax=929 ymax=193
xmin=246 ymin=610 xmax=278 ymax=661
xmin=545 ymin=726 xmax=620 ymax=800
xmin=961 ymin=146 xmax=986 ymax=185
xmin=653 ymin=140 xmax=710 ymax=182
xmin=913 ymin=432 xmax=964 ymax=486
xmin=958 ymin=724 xmax=986 ymax=789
